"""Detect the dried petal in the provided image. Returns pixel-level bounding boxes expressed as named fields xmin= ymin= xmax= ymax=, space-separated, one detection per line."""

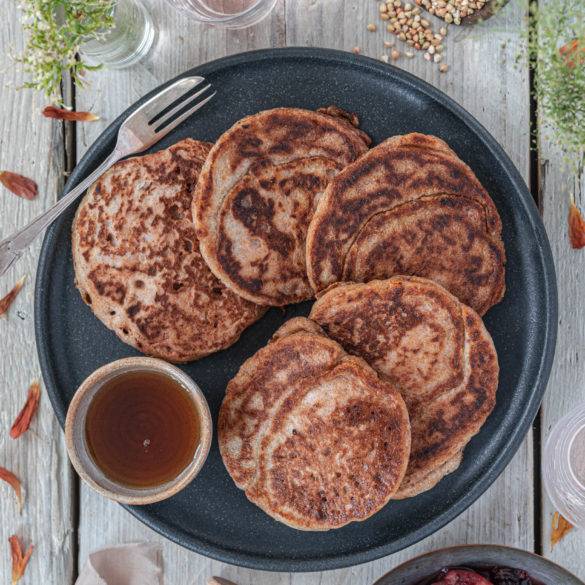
xmin=42 ymin=105 xmax=99 ymax=122
xmin=9 ymin=535 xmax=33 ymax=585
xmin=0 ymin=172 xmax=37 ymax=200
xmin=0 ymin=276 xmax=26 ymax=318
xmin=0 ymin=467 xmax=24 ymax=513
xmin=551 ymin=511 xmax=574 ymax=548
xmin=569 ymin=202 xmax=585 ymax=249
xmin=10 ymin=381 xmax=41 ymax=439
xmin=560 ymin=39 xmax=585 ymax=69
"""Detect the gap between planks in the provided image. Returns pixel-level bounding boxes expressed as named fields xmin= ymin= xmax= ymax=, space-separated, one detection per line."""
xmin=61 ymin=69 xmax=81 ymax=585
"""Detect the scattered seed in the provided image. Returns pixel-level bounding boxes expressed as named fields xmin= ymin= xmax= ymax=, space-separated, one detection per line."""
xmin=373 ymin=0 xmax=452 ymax=63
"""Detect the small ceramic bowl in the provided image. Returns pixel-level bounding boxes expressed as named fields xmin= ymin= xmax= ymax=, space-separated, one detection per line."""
xmin=373 ymin=545 xmax=584 ymax=584
xmin=65 ymin=357 xmax=212 ymax=505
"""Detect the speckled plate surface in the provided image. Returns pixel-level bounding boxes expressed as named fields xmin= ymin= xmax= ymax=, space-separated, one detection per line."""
xmin=35 ymin=48 xmax=557 ymax=572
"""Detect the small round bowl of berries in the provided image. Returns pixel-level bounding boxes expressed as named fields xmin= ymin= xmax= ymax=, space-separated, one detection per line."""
xmin=374 ymin=545 xmax=583 ymax=585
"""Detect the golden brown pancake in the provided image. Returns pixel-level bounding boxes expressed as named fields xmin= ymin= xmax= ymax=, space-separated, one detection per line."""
xmin=193 ymin=107 xmax=370 ymax=307
xmin=306 ymin=133 xmax=505 ymax=315
xmin=72 ymin=139 xmax=264 ymax=363
xmin=218 ymin=317 xmax=411 ymax=530
xmin=310 ymin=277 xmax=499 ymax=498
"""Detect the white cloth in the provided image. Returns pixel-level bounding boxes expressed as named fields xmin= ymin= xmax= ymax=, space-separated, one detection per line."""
xmin=75 ymin=543 xmax=163 ymax=585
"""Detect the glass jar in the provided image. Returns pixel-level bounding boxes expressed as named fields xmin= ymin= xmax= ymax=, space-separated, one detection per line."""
xmin=164 ymin=0 xmax=277 ymax=28
xmin=542 ymin=403 xmax=585 ymax=528
xmin=81 ymin=0 xmax=156 ymax=69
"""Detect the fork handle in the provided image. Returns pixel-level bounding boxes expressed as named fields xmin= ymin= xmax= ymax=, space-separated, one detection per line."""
xmin=0 ymin=150 xmax=121 ymax=276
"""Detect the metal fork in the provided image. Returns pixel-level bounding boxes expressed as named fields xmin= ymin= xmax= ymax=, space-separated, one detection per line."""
xmin=0 ymin=76 xmax=216 ymax=277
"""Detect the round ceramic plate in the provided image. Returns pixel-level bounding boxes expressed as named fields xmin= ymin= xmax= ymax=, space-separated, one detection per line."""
xmin=35 ymin=48 xmax=557 ymax=572
xmin=374 ymin=545 xmax=584 ymax=584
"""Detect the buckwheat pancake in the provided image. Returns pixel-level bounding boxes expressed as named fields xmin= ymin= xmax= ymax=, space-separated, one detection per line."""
xmin=193 ymin=108 xmax=371 ymax=307
xmin=306 ymin=133 xmax=505 ymax=315
xmin=72 ymin=139 xmax=264 ymax=363
xmin=218 ymin=317 xmax=411 ymax=530
xmin=309 ymin=277 xmax=499 ymax=498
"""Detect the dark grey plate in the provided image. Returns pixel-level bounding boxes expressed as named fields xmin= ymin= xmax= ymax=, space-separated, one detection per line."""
xmin=34 ymin=48 xmax=557 ymax=572
xmin=374 ymin=545 xmax=584 ymax=584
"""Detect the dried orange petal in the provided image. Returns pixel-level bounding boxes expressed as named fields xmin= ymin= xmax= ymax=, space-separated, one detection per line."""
xmin=9 ymin=535 xmax=33 ymax=585
xmin=42 ymin=105 xmax=99 ymax=122
xmin=551 ymin=511 xmax=574 ymax=548
xmin=0 ymin=172 xmax=37 ymax=200
xmin=569 ymin=202 xmax=585 ymax=249
xmin=0 ymin=276 xmax=26 ymax=318
xmin=0 ymin=467 xmax=23 ymax=513
xmin=10 ymin=381 xmax=41 ymax=439
xmin=560 ymin=38 xmax=585 ymax=68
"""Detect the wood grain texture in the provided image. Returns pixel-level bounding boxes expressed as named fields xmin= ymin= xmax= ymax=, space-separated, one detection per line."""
xmin=540 ymin=117 xmax=585 ymax=580
xmin=72 ymin=1 xmax=536 ymax=584
xmin=0 ymin=5 xmax=75 ymax=585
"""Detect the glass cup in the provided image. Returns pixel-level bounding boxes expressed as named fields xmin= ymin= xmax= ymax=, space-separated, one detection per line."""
xmin=81 ymin=0 xmax=156 ymax=69
xmin=542 ymin=402 xmax=585 ymax=528
xmin=164 ymin=0 xmax=278 ymax=28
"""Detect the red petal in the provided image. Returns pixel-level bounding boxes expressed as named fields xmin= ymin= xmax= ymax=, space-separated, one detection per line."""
xmin=0 ymin=172 xmax=37 ymax=200
xmin=0 ymin=467 xmax=24 ymax=513
xmin=9 ymin=536 xmax=33 ymax=585
xmin=0 ymin=277 xmax=26 ymax=318
xmin=551 ymin=511 xmax=574 ymax=548
xmin=42 ymin=105 xmax=99 ymax=122
xmin=569 ymin=202 xmax=585 ymax=249
xmin=10 ymin=381 xmax=41 ymax=439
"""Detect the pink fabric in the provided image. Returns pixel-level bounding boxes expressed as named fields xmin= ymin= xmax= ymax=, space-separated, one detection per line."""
xmin=75 ymin=543 xmax=163 ymax=585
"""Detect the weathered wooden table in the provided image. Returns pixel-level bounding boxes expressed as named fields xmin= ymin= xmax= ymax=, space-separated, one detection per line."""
xmin=1 ymin=1 xmax=584 ymax=583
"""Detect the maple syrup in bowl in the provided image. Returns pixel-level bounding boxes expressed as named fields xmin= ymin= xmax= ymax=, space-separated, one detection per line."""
xmin=65 ymin=357 xmax=212 ymax=505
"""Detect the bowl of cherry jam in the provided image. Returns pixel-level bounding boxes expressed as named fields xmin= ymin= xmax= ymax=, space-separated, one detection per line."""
xmin=374 ymin=546 xmax=584 ymax=585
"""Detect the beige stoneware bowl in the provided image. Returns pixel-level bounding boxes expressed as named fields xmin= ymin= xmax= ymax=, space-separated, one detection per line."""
xmin=65 ymin=357 xmax=212 ymax=505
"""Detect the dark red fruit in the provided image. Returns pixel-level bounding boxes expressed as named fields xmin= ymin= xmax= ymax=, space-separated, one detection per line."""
xmin=483 ymin=567 xmax=533 ymax=585
xmin=431 ymin=569 xmax=493 ymax=585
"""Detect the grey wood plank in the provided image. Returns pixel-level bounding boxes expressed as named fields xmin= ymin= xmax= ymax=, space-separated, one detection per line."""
xmin=0 ymin=6 xmax=75 ymax=585
xmin=75 ymin=1 xmax=534 ymax=583
xmin=538 ymin=0 xmax=585 ymax=576
xmin=540 ymin=129 xmax=585 ymax=580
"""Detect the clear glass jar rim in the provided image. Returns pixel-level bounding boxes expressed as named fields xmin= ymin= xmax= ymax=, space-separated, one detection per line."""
xmin=542 ymin=404 xmax=585 ymax=527
xmin=182 ymin=0 xmax=270 ymax=23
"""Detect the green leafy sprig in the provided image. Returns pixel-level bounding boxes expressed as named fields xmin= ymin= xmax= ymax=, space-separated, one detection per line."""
xmin=17 ymin=0 xmax=116 ymax=103
xmin=527 ymin=0 xmax=585 ymax=161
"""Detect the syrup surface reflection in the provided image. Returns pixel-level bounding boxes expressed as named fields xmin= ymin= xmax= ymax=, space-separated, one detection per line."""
xmin=85 ymin=370 xmax=200 ymax=488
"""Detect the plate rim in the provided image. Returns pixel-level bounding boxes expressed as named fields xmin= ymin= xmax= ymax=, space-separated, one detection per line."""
xmin=373 ymin=544 xmax=584 ymax=584
xmin=34 ymin=46 xmax=558 ymax=572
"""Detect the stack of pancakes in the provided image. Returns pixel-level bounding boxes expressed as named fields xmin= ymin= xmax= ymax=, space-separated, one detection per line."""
xmin=73 ymin=107 xmax=504 ymax=530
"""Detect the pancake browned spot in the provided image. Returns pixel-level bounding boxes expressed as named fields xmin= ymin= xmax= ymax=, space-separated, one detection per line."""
xmin=310 ymin=276 xmax=498 ymax=498
xmin=218 ymin=317 xmax=411 ymax=530
xmin=193 ymin=108 xmax=371 ymax=306
xmin=306 ymin=133 xmax=505 ymax=315
xmin=72 ymin=139 xmax=265 ymax=363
